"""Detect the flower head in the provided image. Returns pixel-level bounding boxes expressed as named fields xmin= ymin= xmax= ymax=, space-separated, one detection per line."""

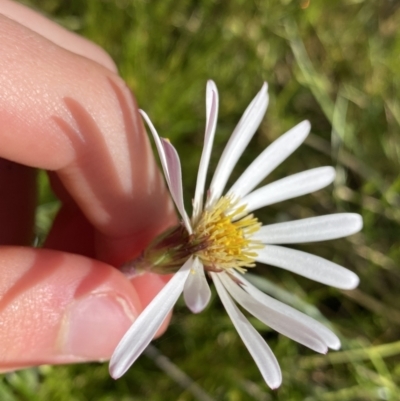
xmin=110 ymin=81 xmax=362 ymax=388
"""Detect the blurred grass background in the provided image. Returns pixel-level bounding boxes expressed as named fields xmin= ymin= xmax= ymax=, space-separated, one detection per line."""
xmin=2 ymin=0 xmax=399 ymax=400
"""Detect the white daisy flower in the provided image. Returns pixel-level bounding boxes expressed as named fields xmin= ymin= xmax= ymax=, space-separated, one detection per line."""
xmin=109 ymin=81 xmax=362 ymax=389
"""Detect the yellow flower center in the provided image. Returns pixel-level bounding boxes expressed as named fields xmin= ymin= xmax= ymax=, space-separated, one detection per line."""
xmin=192 ymin=196 xmax=263 ymax=273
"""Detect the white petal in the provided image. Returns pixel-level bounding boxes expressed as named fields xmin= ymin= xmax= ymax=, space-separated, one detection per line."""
xmin=220 ymin=273 xmax=328 ymax=353
xmin=183 ymin=258 xmax=211 ymax=313
xmin=231 ymin=271 xmax=341 ymax=350
xmin=161 ymin=139 xmax=192 ymax=233
xmin=139 ymin=110 xmax=171 ymax=184
xmin=207 ymin=83 xmax=269 ymax=207
xmin=228 ymin=120 xmax=310 ymax=198
xmin=109 ymin=257 xmax=194 ymax=379
xmin=241 ymin=166 xmax=335 ymax=213
xmin=253 ymin=214 xmax=363 ymax=244
xmin=212 ymin=272 xmax=282 ymax=389
xmin=255 ymin=245 xmax=359 ymax=290
xmin=139 ymin=110 xmax=192 ymax=233
xmin=193 ymin=81 xmax=219 ymax=222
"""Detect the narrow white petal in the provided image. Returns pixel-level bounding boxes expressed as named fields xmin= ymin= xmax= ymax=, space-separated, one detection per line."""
xmin=253 ymin=214 xmax=363 ymax=244
xmin=231 ymin=271 xmax=341 ymax=350
xmin=140 ymin=110 xmax=192 ymax=233
xmin=212 ymin=272 xmax=282 ymax=389
xmin=255 ymin=245 xmax=359 ymax=290
xmin=183 ymin=258 xmax=211 ymax=313
xmin=139 ymin=110 xmax=171 ymax=184
xmin=193 ymin=81 xmax=219 ymax=222
xmin=220 ymin=274 xmax=328 ymax=353
xmin=228 ymin=120 xmax=311 ymax=198
xmin=161 ymin=139 xmax=192 ymax=233
xmin=109 ymin=257 xmax=194 ymax=379
xmin=207 ymin=83 xmax=269 ymax=207
xmin=241 ymin=166 xmax=336 ymax=213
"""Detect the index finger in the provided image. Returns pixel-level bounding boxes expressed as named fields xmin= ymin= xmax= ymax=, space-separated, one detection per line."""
xmin=0 ymin=14 xmax=176 ymax=264
xmin=0 ymin=0 xmax=117 ymax=71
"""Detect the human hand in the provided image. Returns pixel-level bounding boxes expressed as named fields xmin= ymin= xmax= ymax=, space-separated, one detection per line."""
xmin=0 ymin=0 xmax=176 ymax=371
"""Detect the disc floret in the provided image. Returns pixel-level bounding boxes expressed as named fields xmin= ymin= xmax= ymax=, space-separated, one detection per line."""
xmin=192 ymin=196 xmax=263 ymax=273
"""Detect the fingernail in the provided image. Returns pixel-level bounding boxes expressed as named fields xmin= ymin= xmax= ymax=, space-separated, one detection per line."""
xmin=60 ymin=293 xmax=137 ymax=360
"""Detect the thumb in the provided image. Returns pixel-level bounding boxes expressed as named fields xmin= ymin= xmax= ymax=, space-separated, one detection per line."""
xmin=0 ymin=247 xmax=168 ymax=370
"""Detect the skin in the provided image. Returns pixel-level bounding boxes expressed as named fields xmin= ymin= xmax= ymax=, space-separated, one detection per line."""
xmin=0 ymin=0 xmax=176 ymax=371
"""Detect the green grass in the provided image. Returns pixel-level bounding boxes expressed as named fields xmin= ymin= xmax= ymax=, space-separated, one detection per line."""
xmin=3 ymin=0 xmax=400 ymax=399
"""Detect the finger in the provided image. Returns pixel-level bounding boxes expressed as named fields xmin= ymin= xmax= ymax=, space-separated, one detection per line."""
xmin=0 ymin=13 xmax=114 ymax=170
xmin=42 ymin=172 xmax=95 ymax=257
xmin=44 ymin=203 xmax=96 ymax=258
xmin=0 ymin=159 xmax=36 ymax=245
xmin=0 ymin=0 xmax=117 ymax=71
xmin=0 ymin=15 xmax=176 ymax=264
xmin=0 ymin=247 xmax=170 ymax=370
